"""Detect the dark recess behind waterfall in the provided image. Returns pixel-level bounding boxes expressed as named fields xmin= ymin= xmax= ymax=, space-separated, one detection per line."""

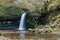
xmin=0 ymin=15 xmax=28 ymax=30
xmin=0 ymin=16 xmax=20 ymax=30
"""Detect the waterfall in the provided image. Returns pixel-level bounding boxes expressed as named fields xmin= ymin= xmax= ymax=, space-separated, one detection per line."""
xmin=19 ymin=12 xmax=26 ymax=30
xmin=19 ymin=12 xmax=26 ymax=40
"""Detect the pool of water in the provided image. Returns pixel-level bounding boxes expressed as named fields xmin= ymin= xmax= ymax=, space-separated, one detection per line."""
xmin=0 ymin=21 xmax=60 ymax=40
xmin=0 ymin=31 xmax=60 ymax=40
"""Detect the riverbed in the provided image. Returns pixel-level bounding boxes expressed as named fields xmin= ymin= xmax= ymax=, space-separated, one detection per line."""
xmin=0 ymin=30 xmax=60 ymax=40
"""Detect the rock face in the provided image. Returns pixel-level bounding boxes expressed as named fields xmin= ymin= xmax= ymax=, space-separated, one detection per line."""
xmin=0 ymin=0 xmax=45 ymax=21
xmin=0 ymin=0 xmax=60 ymax=28
xmin=13 ymin=0 xmax=45 ymax=12
xmin=0 ymin=0 xmax=59 ymax=19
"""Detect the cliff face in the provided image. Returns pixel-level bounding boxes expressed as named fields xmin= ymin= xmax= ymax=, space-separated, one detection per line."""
xmin=13 ymin=0 xmax=45 ymax=12
xmin=0 ymin=0 xmax=60 ymax=16
xmin=0 ymin=0 xmax=46 ymax=20
xmin=0 ymin=0 xmax=60 ymax=28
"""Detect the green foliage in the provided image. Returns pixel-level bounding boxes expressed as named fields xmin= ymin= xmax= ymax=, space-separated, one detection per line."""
xmin=0 ymin=6 xmax=23 ymax=19
xmin=5 ymin=6 xmax=22 ymax=16
xmin=0 ymin=0 xmax=14 ymax=6
xmin=47 ymin=0 xmax=60 ymax=11
xmin=0 ymin=6 xmax=6 ymax=16
xmin=48 ymin=10 xmax=60 ymax=23
xmin=26 ymin=16 xmax=36 ymax=28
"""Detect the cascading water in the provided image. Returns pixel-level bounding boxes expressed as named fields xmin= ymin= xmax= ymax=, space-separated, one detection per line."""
xmin=19 ymin=12 xmax=26 ymax=40
xmin=19 ymin=12 xmax=26 ymax=30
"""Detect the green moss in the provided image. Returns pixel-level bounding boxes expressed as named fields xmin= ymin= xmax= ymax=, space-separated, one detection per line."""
xmin=0 ymin=5 xmax=23 ymax=20
xmin=54 ymin=14 xmax=60 ymax=19
xmin=48 ymin=10 xmax=60 ymax=23
xmin=47 ymin=0 xmax=60 ymax=11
